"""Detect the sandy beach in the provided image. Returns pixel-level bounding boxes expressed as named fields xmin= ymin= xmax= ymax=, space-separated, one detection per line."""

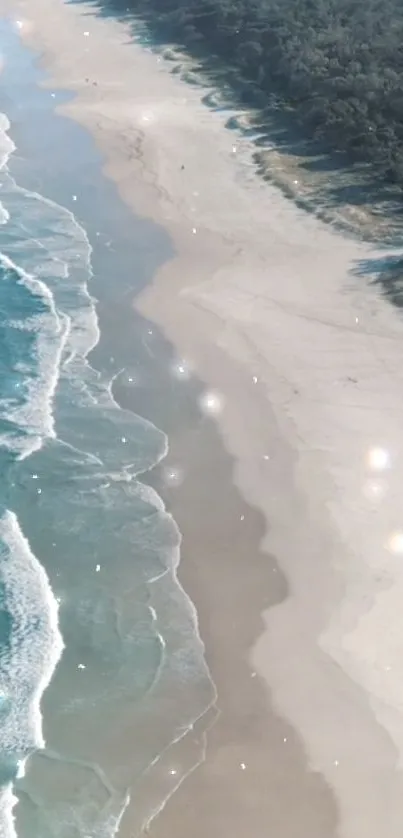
xmin=3 ymin=0 xmax=403 ymax=835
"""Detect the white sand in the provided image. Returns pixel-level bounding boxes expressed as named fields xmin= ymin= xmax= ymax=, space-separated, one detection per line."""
xmin=3 ymin=1 xmax=403 ymax=834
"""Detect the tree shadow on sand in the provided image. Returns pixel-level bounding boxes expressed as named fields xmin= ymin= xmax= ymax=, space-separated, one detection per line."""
xmin=68 ymin=0 xmax=403 ymax=245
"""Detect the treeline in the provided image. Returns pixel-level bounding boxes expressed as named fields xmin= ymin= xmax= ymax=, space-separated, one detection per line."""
xmin=99 ymin=0 xmax=403 ymax=189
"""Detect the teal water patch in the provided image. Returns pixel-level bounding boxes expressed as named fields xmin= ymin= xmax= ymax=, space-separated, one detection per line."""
xmin=0 ymin=21 xmax=215 ymax=838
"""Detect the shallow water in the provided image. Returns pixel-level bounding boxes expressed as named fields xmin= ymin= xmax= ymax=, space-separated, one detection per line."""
xmin=0 ymin=20 xmax=215 ymax=837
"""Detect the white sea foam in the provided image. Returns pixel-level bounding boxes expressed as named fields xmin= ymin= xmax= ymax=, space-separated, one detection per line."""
xmin=0 ymin=111 xmax=100 ymax=457
xmin=0 ymin=171 xmax=100 ymax=363
xmin=0 ymin=109 xmax=100 ymax=827
xmin=0 ymin=252 xmax=70 ymax=457
xmin=0 ymin=104 xmax=215 ymax=838
xmin=0 ymin=111 xmax=15 ymax=171
xmin=0 ymin=786 xmax=18 ymax=838
xmin=0 ymin=510 xmax=64 ymax=837
xmin=0 ymin=111 xmax=167 ymax=470
xmin=0 ymin=111 xmax=12 ymax=226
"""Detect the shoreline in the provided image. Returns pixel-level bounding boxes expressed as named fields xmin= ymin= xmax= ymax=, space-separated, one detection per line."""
xmin=4 ymin=1 xmax=403 ymax=836
xmin=0 ymin=30 xmax=219 ymax=836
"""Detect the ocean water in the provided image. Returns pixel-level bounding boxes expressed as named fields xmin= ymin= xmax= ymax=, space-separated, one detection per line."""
xmin=0 ymin=22 xmax=215 ymax=838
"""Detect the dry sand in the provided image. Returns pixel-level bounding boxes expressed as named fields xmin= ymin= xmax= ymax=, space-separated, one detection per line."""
xmin=3 ymin=0 xmax=403 ymax=835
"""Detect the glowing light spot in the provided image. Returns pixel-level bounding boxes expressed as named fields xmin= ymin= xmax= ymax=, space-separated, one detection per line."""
xmin=293 ymin=179 xmax=299 ymax=185
xmin=367 ymin=447 xmax=390 ymax=471
xmin=15 ymin=19 xmax=24 ymax=29
xmin=232 ymin=144 xmax=237 ymax=153
xmin=172 ymin=359 xmax=191 ymax=380
xmin=363 ymin=480 xmax=386 ymax=501
xmin=78 ymin=664 xmax=86 ymax=670
xmin=387 ymin=532 xmax=403 ymax=554
xmin=334 ymin=760 xmax=339 ymax=767
xmin=192 ymin=227 xmax=197 ymax=234
xmin=263 ymin=454 xmax=270 ymax=461
xmin=252 ymin=376 xmax=258 ymax=383
xmin=163 ymin=466 xmax=184 ymax=487
xmin=72 ymin=195 xmax=77 ymax=202
xmin=96 ymin=565 xmax=100 ymax=572
xmin=199 ymin=390 xmax=223 ymax=415
xmin=169 ymin=769 xmax=177 ymax=776
xmin=83 ymin=31 xmax=90 ymax=36
xmin=141 ymin=110 xmax=155 ymax=124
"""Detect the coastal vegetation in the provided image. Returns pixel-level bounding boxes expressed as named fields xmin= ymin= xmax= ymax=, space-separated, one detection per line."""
xmin=93 ymin=0 xmax=403 ymax=192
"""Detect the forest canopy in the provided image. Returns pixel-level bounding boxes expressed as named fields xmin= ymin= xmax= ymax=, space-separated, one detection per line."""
xmin=99 ymin=0 xmax=403 ymax=190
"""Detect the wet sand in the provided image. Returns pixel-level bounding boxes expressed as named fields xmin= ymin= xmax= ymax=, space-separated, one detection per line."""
xmin=4 ymin=1 xmax=403 ymax=836
xmin=141 ymin=386 xmax=338 ymax=838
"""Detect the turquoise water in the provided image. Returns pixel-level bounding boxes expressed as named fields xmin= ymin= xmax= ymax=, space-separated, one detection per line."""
xmin=0 ymin=21 xmax=215 ymax=838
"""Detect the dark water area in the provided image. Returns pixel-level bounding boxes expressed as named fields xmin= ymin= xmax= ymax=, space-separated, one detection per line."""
xmin=0 ymin=18 xmax=216 ymax=837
